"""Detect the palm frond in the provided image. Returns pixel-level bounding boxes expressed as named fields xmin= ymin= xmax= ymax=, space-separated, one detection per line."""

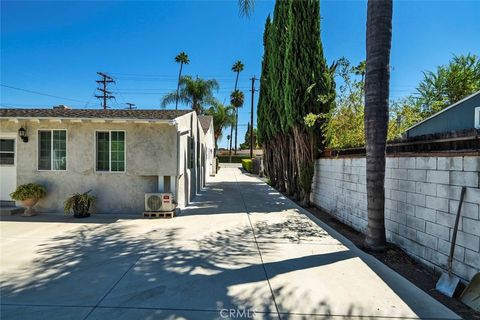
xmin=175 ymin=52 xmax=190 ymax=64
xmin=232 ymin=60 xmax=245 ymax=73
xmin=161 ymin=92 xmax=190 ymax=108
xmin=238 ymin=0 xmax=254 ymax=18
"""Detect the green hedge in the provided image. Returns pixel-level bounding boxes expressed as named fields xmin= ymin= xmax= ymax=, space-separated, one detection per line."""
xmin=217 ymin=155 xmax=251 ymax=163
xmin=242 ymin=159 xmax=253 ymax=172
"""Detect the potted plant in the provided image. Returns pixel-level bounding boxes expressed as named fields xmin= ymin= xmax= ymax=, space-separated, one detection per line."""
xmin=64 ymin=190 xmax=96 ymax=218
xmin=10 ymin=183 xmax=47 ymax=216
xmin=322 ymin=148 xmax=333 ymax=157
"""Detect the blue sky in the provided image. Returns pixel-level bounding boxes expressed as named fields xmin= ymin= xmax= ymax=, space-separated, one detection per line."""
xmin=1 ymin=1 xmax=479 ymax=148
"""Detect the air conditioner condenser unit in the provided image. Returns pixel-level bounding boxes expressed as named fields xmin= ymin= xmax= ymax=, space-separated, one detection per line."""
xmin=145 ymin=193 xmax=176 ymax=212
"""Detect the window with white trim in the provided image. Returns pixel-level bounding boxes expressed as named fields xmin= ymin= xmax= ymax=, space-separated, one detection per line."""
xmin=38 ymin=130 xmax=67 ymax=170
xmin=475 ymin=107 xmax=480 ymax=129
xmin=96 ymin=131 xmax=125 ymax=172
xmin=0 ymin=139 xmax=15 ymax=166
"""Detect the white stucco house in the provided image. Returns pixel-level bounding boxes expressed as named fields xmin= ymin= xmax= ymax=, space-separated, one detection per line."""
xmin=0 ymin=107 xmax=215 ymax=214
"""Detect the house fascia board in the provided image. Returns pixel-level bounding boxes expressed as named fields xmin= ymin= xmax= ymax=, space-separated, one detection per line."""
xmin=0 ymin=116 xmax=180 ymax=126
xmin=405 ymin=90 xmax=480 ymax=133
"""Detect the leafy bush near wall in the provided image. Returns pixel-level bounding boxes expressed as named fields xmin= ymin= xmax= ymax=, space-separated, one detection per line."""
xmin=10 ymin=183 xmax=46 ymax=201
xmin=242 ymin=159 xmax=253 ymax=173
xmin=217 ymin=155 xmax=251 ymax=163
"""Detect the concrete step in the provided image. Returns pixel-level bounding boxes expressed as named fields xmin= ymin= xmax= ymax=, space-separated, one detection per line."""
xmin=0 ymin=206 xmax=23 ymax=216
xmin=0 ymin=200 xmax=15 ymax=207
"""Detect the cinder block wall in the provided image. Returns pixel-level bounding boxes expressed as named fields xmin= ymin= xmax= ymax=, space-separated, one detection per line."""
xmin=310 ymin=156 xmax=480 ymax=282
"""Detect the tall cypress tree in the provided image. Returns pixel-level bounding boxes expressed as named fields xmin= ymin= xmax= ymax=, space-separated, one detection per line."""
xmin=257 ymin=16 xmax=271 ymax=146
xmin=257 ymin=0 xmax=334 ymax=202
xmin=283 ymin=0 xmax=335 ymax=204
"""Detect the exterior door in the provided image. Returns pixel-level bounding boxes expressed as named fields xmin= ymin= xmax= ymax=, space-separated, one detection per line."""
xmin=0 ymin=136 xmax=17 ymax=201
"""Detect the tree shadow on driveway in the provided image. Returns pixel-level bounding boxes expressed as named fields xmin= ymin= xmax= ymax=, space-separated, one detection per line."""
xmin=1 ymin=218 xmax=360 ymax=320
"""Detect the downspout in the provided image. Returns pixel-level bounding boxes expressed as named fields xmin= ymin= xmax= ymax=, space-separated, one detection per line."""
xmin=176 ymin=130 xmax=180 ymax=205
xmin=169 ymin=119 xmax=180 ymax=205
xmin=177 ymin=128 xmax=191 ymax=207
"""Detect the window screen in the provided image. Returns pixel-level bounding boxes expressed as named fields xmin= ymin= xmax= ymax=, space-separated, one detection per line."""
xmin=38 ymin=130 xmax=66 ymax=170
xmin=0 ymin=139 xmax=15 ymax=165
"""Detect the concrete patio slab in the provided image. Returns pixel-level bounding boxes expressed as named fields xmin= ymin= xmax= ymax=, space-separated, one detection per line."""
xmin=249 ymin=210 xmax=341 ymax=245
xmin=144 ymin=213 xmax=254 ymax=242
xmin=0 ymin=166 xmax=461 ymax=319
xmin=0 ymin=305 xmax=93 ymax=320
xmin=257 ymin=241 xmax=429 ymax=318
xmin=0 ymin=219 xmax=101 ymax=240
xmin=1 ymin=223 xmax=144 ymax=306
xmin=87 ymin=306 xmax=279 ymax=320
xmin=99 ymin=239 xmax=275 ymax=312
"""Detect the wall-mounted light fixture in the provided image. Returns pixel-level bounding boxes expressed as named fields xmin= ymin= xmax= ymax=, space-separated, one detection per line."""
xmin=18 ymin=127 xmax=28 ymax=143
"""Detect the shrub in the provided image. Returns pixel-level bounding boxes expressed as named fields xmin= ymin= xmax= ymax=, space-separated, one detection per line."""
xmin=217 ymin=155 xmax=251 ymax=163
xmin=242 ymin=159 xmax=253 ymax=173
xmin=64 ymin=190 xmax=96 ymax=216
xmin=10 ymin=183 xmax=46 ymax=201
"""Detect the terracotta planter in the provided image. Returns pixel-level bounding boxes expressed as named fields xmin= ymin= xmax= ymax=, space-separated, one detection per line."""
xmin=20 ymin=198 xmax=39 ymax=216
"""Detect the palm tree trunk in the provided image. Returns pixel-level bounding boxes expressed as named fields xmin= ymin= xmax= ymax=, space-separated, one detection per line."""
xmin=364 ymin=0 xmax=393 ymax=250
xmin=230 ymin=72 xmax=240 ymax=158
xmin=192 ymin=97 xmax=201 ymax=114
xmin=234 ymin=72 xmax=240 ymax=91
xmin=175 ymin=63 xmax=183 ymax=110
xmin=229 ymin=123 xmax=233 ymax=157
xmin=234 ymin=71 xmax=240 ymax=155
xmin=234 ymin=109 xmax=238 ymax=155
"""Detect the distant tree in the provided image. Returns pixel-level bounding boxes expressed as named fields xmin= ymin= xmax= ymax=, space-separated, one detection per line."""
xmin=161 ymin=76 xmax=218 ymax=114
xmin=230 ymin=89 xmax=245 ymax=108
xmin=323 ymin=54 xmax=480 ymax=149
xmin=230 ymin=61 xmax=245 ymax=155
xmin=322 ymin=105 xmax=365 ymax=149
xmin=387 ymin=96 xmax=423 ymax=140
xmin=174 ymin=52 xmax=190 ymax=110
xmin=232 ymin=61 xmax=245 ymax=90
xmin=205 ymin=101 xmax=236 ymax=148
xmin=417 ymin=53 xmax=480 ymax=115
xmin=240 ymin=122 xmax=258 ymax=149
xmin=322 ymin=58 xmax=365 ymax=149
xmin=364 ymin=0 xmax=393 ymax=250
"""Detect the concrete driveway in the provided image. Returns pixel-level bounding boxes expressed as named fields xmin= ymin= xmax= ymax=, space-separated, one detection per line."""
xmin=0 ymin=166 xmax=460 ymax=320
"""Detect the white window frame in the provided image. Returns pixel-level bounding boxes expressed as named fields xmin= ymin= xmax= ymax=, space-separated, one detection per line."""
xmin=475 ymin=107 xmax=480 ymax=129
xmin=94 ymin=130 xmax=126 ymax=173
xmin=37 ymin=129 xmax=68 ymax=171
xmin=0 ymin=135 xmax=16 ymax=168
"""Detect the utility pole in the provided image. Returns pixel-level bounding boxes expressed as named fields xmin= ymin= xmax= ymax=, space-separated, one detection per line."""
xmin=249 ymin=76 xmax=257 ymax=159
xmin=126 ymin=102 xmax=136 ymax=110
xmin=95 ymin=72 xmax=115 ymax=110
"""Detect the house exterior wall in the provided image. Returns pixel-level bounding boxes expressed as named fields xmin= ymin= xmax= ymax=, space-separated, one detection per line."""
xmin=311 ymin=156 xmax=480 ymax=282
xmin=406 ymin=93 xmax=480 ymax=137
xmin=173 ymin=112 xmax=203 ymax=208
xmin=204 ymin=122 xmax=215 ymax=180
xmin=0 ymin=119 xmax=179 ymax=214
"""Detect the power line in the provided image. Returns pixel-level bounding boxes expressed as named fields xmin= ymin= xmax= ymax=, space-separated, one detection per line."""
xmin=109 ymin=72 xmax=238 ymax=78
xmin=113 ymin=86 xmax=251 ymax=91
xmin=0 ymin=102 xmax=103 ymax=109
xmin=0 ymin=84 xmax=88 ymax=103
xmin=84 ymin=87 xmax=99 ymax=109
